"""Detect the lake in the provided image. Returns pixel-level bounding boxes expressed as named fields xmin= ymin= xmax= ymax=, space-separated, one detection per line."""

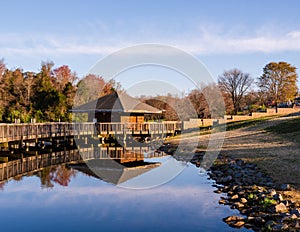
xmin=0 ymin=148 xmax=250 ymax=232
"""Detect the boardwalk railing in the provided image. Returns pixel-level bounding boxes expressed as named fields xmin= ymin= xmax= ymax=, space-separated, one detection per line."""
xmin=0 ymin=150 xmax=81 ymax=181
xmin=0 ymin=122 xmax=182 ymax=143
xmin=79 ymin=146 xmax=164 ymax=161
xmin=96 ymin=121 xmax=181 ymax=135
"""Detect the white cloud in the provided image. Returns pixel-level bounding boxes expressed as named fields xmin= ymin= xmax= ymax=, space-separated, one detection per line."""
xmin=1 ymin=27 xmax=300 ymax=58
xmin=184 ymin=29 xmax=300 ymax=54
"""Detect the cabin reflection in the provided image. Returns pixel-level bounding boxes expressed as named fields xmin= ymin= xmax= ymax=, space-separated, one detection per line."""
xmin=70 ymin=160 xmax=160 ymax=185
xmin=0 ymin=145 xmax=166 ymax=189
xmin=69 ymin=145 xmax=163 ymax=185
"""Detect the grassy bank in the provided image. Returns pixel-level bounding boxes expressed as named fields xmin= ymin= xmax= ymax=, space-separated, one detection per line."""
xmin=167 ymin=115 xmax=300 ymax=195
xmin=224 ymin=116 xmax=300 ymax=192
xmin=265 ymin=116 xmax=300 ymax=142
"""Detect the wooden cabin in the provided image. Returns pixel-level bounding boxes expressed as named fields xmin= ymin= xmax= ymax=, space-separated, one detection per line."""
xmin=71 ymin=91 xmax=162 ymax=123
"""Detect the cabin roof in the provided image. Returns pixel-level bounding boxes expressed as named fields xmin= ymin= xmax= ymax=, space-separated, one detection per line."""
xmin=71 ymin=91 xmax=162 ymax=114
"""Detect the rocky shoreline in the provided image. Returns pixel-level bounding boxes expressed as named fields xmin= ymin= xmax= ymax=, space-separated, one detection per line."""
xmin=161 ymin=142 xmax=300 ymax=231
xmin=205 ymin=155 xmax=300 ymax=231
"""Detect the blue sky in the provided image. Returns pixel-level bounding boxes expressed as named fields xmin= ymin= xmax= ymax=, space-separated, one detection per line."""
xmin=1 ymin=0 xmax=300 ymax=94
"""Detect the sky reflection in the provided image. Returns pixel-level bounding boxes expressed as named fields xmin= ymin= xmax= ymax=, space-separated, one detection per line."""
xmin=0 ymin=161 xmax=250 ymax=232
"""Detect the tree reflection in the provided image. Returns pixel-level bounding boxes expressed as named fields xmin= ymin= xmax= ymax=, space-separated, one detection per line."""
xmin=39 ymin=167 xmax=54 ymax=188
xmin=37 ymin=165 xmax=77 ymax=188
xmin=0 ymin=181 xmax=6 ymax=190
xmin=13 ymin=176 xmax=23 ymax=182
xmin=52 ymin=165 xmax=77 ymax=187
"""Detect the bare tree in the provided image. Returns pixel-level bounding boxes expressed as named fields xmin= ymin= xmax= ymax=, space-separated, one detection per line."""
xmin=218 ymin=69 xmax=253 ymax=114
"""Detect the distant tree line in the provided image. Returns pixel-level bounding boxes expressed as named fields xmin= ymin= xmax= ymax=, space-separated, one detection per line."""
xmin=0 ymin=59 xmax=298 ymax=123
xmin=142 ymin=61 xmax=298 ymax=119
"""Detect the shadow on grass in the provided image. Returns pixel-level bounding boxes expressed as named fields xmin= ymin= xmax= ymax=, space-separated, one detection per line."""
xmin=217 ymin=116 xmax=278 ymax=131
xmin=265 ymin=117 xmax=300 ymax=134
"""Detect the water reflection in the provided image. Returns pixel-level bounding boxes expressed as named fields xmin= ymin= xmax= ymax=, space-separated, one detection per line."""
xmin=0 ymin=144 xmax=168 ymax=189
xmin=0 ymin=145 xmax=250 ymax=232
xmin=37 ymin=165 xmax=77 ymax=188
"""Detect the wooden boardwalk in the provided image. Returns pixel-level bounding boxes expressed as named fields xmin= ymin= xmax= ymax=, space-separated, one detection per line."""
xmin=0 ymin=147 xmax=166 ymax=182
xmin=0 ymin=122 xmax=182 ymax=143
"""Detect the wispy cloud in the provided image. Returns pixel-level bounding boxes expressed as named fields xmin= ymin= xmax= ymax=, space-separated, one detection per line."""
xmin=181 ymin=28 xmax=300 ymax=54
xmin=1 ymin=27 xmax=300 ymax=58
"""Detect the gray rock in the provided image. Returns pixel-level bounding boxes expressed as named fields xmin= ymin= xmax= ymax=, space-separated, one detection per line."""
xmin=247 ymin=216 xmax=255 ymax=221
xmin=220 ymin=175 xmax=232 ymax=183
xmin=275 ymin=203 xmax=288 ymax=213
xmin=231 ymin=194 xmax=239 ymax=200
xmin=294 ymin=221 xmax=300 ymax=228
xmin=223 ymin=215 xmax=244 ymax=222
xmin=243 ymin=223 xmax=253 ymax=229
xmin=272 ymin=223 xmax=288 ymax=231
xmin=237 ymin=189 xmax=245 ymax=194
xmin=254 ymin=216 xmax=265 ymax=224
xmin=235 ymin=202 xmax=244 ymax=208
xmin=256 ymin=172 xmax=263 ymax=178
xmin=282 ymin=200 xmax=289 ymax=206
xmin=273 ymin=193 xmax=283 ymax=201
xmin=265 ymin=220 xmax=275 ymax=227
xmin=291 ymin=214 xmax=298 ymax=219
xmin=236 ymin=159 xmax=244 ymax=166
xmin=219 ymin=199 xmax=227 ymax=205
xmin=230 ymin=220 xmax=245 ymax=228
xmin=265 ymin=182 xmax=274 ymax=187
xmin=269 ymin=189 xmax=277 ymax=196
xmin=290 ymin=208 xmax=300 ymax=217
xmin=234 ymin=172 xmax=242 ymax=178
xmin=229 ymin=190 xmax=237 ymax=195
xmin=214 ymin=189 xmax=222 ymax=194
xmin=277 ymin=183 xmax=291 ymax=191
xmin=213 ymin=170 xmax=224 ymax=177
xmin=232 ymin=185 xmax=239 ymax=191
xmin=240 ymin=198 xmax=248 ymax=204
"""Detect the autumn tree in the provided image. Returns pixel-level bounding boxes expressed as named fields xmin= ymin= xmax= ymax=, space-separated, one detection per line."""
xmin=53 ymin=65 xmax=77 ymax=92
xmin=74 ymin=74 xmax=121 ymax=107
xmin=257 ymin=62 xmax=298 ymax=111
xmin=188 ymin=89 xmax=209 ymax=118
xmin=143 ymin=94 xmax=198 ymax=121
xmin=0 ymin=60 xmax=7 ymax=120
xmin=144 ymin=95 xmax=179 ymax=121
xmin=242 ymin=90 xmax=261 ymax=112
xmin=32 ymin=61 xmax=58 ymax=121
xmin=218 ymin=69 xmax=253 ymax=114
xmin=0 ymin=68 xmax=31 ymax=122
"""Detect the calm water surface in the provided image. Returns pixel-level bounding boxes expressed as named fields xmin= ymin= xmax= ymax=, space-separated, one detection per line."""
xmin=0 ymin=154 xmax=250 ymax=232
